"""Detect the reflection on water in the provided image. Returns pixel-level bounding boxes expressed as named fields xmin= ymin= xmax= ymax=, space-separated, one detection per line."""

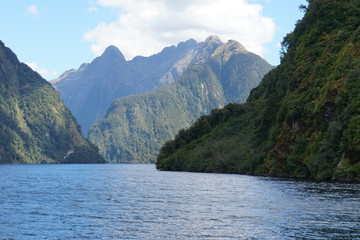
xmin=0 ymin=164 xmax=359 ymax=239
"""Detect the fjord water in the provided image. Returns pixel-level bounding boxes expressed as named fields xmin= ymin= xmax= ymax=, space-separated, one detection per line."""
xmin=0 ymin=164 xmax=359 ymax=240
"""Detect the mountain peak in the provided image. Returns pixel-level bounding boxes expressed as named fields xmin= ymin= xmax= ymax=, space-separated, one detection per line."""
xmin=189 ymin=36 xmax=224 ymax=65
xmin=225 ymin=40 xmax=247 ymax=53
xmin=205 ymin=35 xmax=223 ymax=44
xmin=0 ymin=40 xmax=20 ymax=66
xmin=101 ymin=45 xmax=126 ymax=62
xmin=89 ymin=45 xmax=127 ymax=71
xmin=212 ymin=39 xmax=249 ymax=63
xmin=177 ymin=38 xmax=198 ymax=49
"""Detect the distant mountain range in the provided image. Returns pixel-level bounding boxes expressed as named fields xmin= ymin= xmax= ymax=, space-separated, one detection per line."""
xmin=0 ymin=41 xmax=104 ymax=163
xmin=88 ymin=37 xmax=273 ymax=163
xmin=51 ymin=36 xmax=226 ymax=134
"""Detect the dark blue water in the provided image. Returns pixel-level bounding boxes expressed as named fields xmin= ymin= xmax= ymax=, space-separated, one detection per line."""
xmin=0 ymin=164 xmax=359 ymax=240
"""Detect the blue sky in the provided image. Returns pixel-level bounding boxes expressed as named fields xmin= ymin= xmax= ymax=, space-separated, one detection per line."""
xmin=0 ymin=0 xmax=306 ymax=80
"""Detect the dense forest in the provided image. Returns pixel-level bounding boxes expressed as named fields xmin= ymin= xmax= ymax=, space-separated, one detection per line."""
xmin=0 ymin=41 xmax=104 ymax=163
xmin=156 ymin=0 xmax=360 ymax=181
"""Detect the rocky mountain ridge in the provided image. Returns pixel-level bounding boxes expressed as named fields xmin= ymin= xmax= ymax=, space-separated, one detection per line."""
xmin=89 ymin=37 xmax=273 ymax=163
xmin=51 ymin=36 xmax=224 ymax=134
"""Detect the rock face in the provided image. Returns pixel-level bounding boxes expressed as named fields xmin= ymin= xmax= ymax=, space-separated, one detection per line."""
xmin=0 ymin=41 xmax=104 ymax=164
xmin=52 ymin=37 xmax=226 ymax=135
xmin=88 ymin=37 xmax=273 ymax=163
xmin=156 ymin=0 xmax=360 ymax=181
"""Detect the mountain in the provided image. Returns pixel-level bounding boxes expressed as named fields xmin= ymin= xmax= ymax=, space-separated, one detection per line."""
xmin=88 ymin=37 xmax=273 ymax=163
xmin=156 ymin=0 xmax=360 ymax=181
xmin=51 ymin=37 xmax=224 ymax=134
xmin=0 ymin=41 xmax=104 ymax=164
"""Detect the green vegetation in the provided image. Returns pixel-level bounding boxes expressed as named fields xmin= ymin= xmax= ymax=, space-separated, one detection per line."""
xmin=89 ymin=40 xmax=273 ymax=163
xmin=156 ymin=0 xmax=360 ymax=181
xmin=0 ymin=41 xmax=104 ymax=164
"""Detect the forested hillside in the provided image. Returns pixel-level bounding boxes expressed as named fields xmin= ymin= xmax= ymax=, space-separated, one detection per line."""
xmin=0 ymin=41 xmax=104 ymax=163
xmin=156 ymin=0 xmax=360 ymax=181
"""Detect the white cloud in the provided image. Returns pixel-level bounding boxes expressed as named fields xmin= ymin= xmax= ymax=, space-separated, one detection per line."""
xmin=26 ymin=5 xmax=40 ymax=17
xmin=26 ymin=62 xmax=58 ymax=79
xmin=83 ymin=0 xmax=276 ymax=59
xmin=88 ymin=6 xmax=99 ymax=13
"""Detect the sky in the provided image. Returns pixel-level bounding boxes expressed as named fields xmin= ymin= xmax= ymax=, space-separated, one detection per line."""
xmin=0 ymin=0 xmax=307 ymax=80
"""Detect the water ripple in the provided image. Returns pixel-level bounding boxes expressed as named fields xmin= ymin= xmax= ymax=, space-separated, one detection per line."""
xmin=0 ymin=164 xmax=359 ymax=239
